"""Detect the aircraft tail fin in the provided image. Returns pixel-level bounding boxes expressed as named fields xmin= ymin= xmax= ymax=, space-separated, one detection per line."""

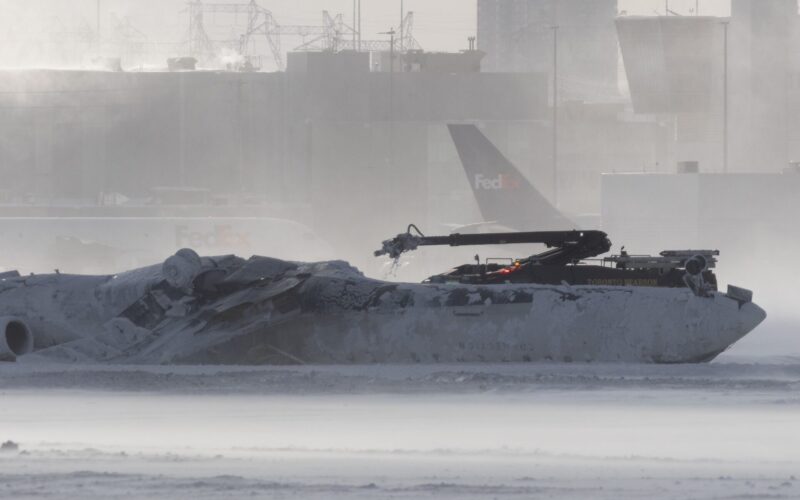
xmin=447 ymin=124 xmax=574 ymax=231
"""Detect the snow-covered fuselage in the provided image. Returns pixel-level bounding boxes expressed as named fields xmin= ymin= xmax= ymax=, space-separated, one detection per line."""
xmin=0 ymin=252 xmax=765 ymax=364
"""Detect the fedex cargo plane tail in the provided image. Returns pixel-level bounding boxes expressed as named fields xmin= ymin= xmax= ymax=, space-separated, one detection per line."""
xmin=447 ymin=124 xmax=574 ymax=231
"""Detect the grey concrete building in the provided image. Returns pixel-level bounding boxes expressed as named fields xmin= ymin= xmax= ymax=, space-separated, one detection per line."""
xmin=730 ymin=0 xmax=799 ymax=172
xmin=0 ymin=55 xmax=549 ymax=262
xmin=477 ymin=0 xmax=619 ymax=101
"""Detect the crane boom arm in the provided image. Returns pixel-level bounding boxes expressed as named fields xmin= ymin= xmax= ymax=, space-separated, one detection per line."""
xmin=375 ymin=226 xmax=611 ymax=265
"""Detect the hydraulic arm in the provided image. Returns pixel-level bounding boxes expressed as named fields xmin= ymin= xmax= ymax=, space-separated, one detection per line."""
xmin=375 ymin=225 xmax=611 ymax=266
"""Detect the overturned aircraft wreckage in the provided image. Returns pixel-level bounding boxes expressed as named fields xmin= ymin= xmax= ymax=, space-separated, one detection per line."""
xmin=0 ymin=227 xmax=765 ymax=364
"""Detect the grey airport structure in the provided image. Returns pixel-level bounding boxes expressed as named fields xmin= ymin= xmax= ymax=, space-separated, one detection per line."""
xmin=0 ymin=0 xmax=798 ymax=267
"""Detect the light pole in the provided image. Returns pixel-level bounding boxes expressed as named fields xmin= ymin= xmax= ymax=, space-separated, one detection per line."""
xmin=96 ymin=0 xmax=101 ymax=50
xmin=380 ymin=28 xmax=396 ymax=165
xmin=722 ymin=20 xmax=729 ymax=174
xmin=400 ymin=0 xmax=404 ymax=53
xmin=380 ymin=29 xmax=396 ymax=101
xmin=551 ymin=25 xmax=559 ymax=207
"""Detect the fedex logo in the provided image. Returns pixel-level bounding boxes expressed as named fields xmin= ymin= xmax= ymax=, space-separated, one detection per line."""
xmin=175 ymin=225 xmax=252 ymax=248
xmin=474 ymin=173 xmax=521 ymax=190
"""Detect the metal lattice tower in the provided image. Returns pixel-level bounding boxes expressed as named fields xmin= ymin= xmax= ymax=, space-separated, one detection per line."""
xmin=186 ymin=1 xmax=215 ymax=61
xmin=184 ymin=1 xmax=422 ymax=71
xmin=237 ymin=1 xmax=282 ymax=69
xmin=292 ymin=11 xmax=350 ymax=53
xmin=335 ymin=12 xmax=421 ymax=52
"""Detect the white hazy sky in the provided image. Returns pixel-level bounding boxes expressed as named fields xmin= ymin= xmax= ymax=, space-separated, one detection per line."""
xmin=4 ymin=1 xmax=732 ymax=52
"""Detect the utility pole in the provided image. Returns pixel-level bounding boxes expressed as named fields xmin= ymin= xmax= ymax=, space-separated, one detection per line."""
xmin=237 ymin=79 xmax=245 ymax=192
xmin=389 ymin=27 xmax=394 ymax=140
xmin=179 ymin=73 xmax=186 ymax=187
xmin=353 ymin=0 xmax=356 ymax=49
xmin=380 ymin=29 xmax=396 ymax=73
xmin=96 ymin=0 xmax=101 ymax=49
xmin=380 ymin=28 xmax=396 ymax=165
xmin=551 ymin=25 xmax=559 ymax=207
xmin=722 ymin=20 xmax=729 ymax=173
xmin=358 ymin=0 xmax=362 ymax=51
xmin=400 ymin=0 xmax=404 ymax=53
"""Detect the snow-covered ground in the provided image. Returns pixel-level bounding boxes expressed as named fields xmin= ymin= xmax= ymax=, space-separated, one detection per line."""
xmin=1 ymin=357 xmax=799 ymax=499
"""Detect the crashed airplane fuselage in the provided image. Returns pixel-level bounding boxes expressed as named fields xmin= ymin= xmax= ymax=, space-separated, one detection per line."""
xmin=0 ymin=249 xmax=766 ymax=365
